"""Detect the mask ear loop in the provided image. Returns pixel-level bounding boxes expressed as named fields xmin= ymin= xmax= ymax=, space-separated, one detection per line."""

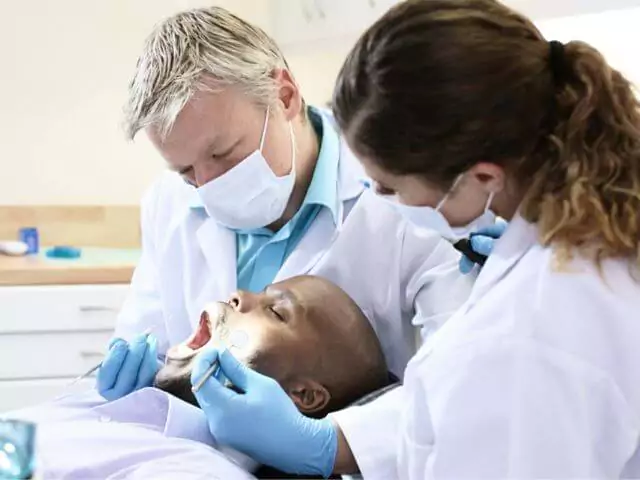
xmin=484 ymin=191 xmax=495 ymax=213
xmin=436 ymin=174 xmax=464 ymax=212
xmin=287 ymin=121 xmax=296 ymax=176
xmin=259 ymin=105 xmax=270 ymax=152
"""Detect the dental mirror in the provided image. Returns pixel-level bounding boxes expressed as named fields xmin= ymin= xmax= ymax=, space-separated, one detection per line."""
xmin=191 ymin=329 xmax=250 ymax=393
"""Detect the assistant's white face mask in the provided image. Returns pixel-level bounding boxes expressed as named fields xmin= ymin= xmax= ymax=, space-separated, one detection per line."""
xmin=384 ymin=174 xmax=496 ymax=241
xmin=196 ymin=107 xmax=296 ymax=230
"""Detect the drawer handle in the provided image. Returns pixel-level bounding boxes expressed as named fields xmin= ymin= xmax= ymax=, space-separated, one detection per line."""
xmin=79 ymin=351 xmax=105 ymax=359
xmin=78 ymin=305 xmax=118 ymax=313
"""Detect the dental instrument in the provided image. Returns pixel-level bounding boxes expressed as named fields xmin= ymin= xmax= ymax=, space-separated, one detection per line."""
xmin=453 ymin=237 xmax=487 ymax=267
xmin=66 ymin=330 xmax=153 ymax=388
xmin=191 ymin=329 xmax=249 ymax=393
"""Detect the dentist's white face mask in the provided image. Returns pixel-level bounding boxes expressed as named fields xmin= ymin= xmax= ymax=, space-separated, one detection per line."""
xmin=197 ymin=107 xmax=296 ymax=230
xmin=387 ymin=174 xmax=496 ymax=242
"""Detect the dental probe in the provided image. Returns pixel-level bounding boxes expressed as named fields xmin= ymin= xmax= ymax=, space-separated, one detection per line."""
xmin=66 ymin=329 xmax=153 ymax=388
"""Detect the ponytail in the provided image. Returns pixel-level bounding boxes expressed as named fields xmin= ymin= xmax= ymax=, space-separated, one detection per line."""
xmin=522 ymin=41 xmax=640 ymax=266
xmin=333 ymin=0 xmax=639 ymax=266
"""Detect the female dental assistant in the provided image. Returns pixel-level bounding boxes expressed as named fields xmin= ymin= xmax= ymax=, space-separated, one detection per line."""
xmin=191 ymin=0 xmax=640 ymax=478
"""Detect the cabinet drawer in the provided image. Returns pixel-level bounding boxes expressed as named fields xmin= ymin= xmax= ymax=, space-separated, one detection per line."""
xmin=0 ymin=284 xmax=128 ymax=333
xmin=0 ymin=378 xmax=95 ymax=413
xmin=0 ymin=331 xmax=113 ymax=380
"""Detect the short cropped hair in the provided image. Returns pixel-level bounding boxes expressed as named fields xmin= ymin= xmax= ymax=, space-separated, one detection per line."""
xmin=124 ymin=7 xmax=290 ymax=139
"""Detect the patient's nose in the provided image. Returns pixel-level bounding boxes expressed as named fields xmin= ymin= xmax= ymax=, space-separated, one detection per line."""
xmin=228 ymin=290 xmax=257 ymax=313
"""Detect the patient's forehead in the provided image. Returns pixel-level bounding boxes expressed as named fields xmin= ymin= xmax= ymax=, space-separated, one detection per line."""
xmin=269 ymin=276 xmax=343 ymax=314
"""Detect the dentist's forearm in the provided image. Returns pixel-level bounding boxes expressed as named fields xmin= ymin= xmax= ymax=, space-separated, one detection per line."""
xmin=332 ymin=426 xmax=359 ymax=475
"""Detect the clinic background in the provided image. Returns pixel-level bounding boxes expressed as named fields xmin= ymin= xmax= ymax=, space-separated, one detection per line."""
xmin=0 ymin=0 xmax=639 ymax=412
xmin=2 ymin=0 xmax=640 ymax=206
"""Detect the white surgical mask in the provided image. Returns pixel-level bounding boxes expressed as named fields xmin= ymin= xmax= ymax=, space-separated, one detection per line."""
xmin=197 ymin=107 xmax=296 ymax=230
xmin=384 ymin=175 xmax=496 ymax=241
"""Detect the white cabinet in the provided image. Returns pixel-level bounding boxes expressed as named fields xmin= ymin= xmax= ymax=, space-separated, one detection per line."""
xmin=270 ymin=0 xmax=399 ymax=49
xmin=0 ymin=284 xmax=128 ymax=412
xmin=0 ymin=378 xmax=96 ymax=413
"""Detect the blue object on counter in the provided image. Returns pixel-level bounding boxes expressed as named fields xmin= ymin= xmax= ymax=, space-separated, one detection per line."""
xmin=45 ymin=246 xmax=82 ymax=259
xmin=18 ymin=228 xmax=39 ymax=255
xmin=0 ymin=419 xmax=36 ymax=479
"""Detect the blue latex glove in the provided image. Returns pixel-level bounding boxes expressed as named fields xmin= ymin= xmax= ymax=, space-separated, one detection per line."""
xmin=97 ymin=333 xmax=160 ymax=401
xmin=458 ymin=220 xmax=508 ymax=274
xmin=191 ymin=348 xmax=338 ymax=477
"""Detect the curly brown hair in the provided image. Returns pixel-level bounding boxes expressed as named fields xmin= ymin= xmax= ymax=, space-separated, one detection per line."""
xmin=333 ymin=0 xmax=640 ymax=268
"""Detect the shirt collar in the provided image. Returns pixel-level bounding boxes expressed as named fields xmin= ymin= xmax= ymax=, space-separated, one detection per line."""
xmin=302 ymin=106 xmax=341 ymax=225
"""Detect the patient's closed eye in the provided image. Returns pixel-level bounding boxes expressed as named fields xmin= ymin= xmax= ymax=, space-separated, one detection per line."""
xmin=268 ymin=305 xmax=285 ymax=322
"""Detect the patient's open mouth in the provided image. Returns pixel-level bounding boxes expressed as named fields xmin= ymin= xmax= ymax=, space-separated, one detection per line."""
xmin=167 ymin=303 xmax=227 ymax=360
xmin=187 ymin=311 xmax=212 ymax=350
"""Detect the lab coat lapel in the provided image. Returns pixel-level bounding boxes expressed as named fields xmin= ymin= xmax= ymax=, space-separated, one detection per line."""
xmin=464 ymin=214 xmax=538 ymax=312
xmin=274 ymin=139 xmax=366 ymax=281
xmin=274 ymin=208 xmax=338 ymax=281
xmin=413 ymin=215 xmax=538 ymax=363
xmin=191 ymin=215 xmax=237 ymax=322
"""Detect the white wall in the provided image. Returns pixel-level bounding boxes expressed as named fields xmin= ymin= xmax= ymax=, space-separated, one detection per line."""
xmin=3 ymin=1 xmax=639 ymax=205
xmin=536 ymin=7 xmax=640 ymax=85
xmin=0 ymin=0 xmax=268 ymax=205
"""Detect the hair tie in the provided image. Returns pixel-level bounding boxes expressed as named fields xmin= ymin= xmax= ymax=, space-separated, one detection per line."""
xmin=548 ymin=40 xmax=569 ymax=87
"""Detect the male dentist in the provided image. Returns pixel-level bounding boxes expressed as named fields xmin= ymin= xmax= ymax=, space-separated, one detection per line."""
xmin=98 ymin=6 xmax=475 ymax=477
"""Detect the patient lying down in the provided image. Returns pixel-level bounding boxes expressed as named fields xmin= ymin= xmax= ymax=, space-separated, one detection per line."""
xmin=156 ymin=275 xmax=389 ymax=416
xmin=10 ymin=276 xmax=389 ymax=479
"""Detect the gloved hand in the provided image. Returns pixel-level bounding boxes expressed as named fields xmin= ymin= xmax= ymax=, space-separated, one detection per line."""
xmin=459 ymin=220 xmax=508 ymax=274
xmin=191 ymin=348 xmax=338 ymax=478
xmin=97 ymin=333 xmax=160 ymax=401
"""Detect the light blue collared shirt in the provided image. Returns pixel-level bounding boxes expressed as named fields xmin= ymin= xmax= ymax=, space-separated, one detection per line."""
xmin=235 ymin=107 xmax=340 ymax=292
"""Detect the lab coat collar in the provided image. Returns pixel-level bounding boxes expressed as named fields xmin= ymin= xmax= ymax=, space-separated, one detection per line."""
xmin=415 ymin=214 xmax=538 ymax=363
xmin=195 ymin=212 xmax=237 ymax=304
xmin=273 ymin=119 xmax=367 ymax=280
xmin=465 ymin=213 xmax=539 ymax=311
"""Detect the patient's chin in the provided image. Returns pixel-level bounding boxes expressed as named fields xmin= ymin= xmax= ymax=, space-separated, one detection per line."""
xmin=154 ymin=363 xmax=198 ymax=408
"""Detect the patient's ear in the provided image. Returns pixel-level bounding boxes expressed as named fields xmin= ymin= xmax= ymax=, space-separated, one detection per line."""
xmin=285 ymin=379 xmax=330 ymax=416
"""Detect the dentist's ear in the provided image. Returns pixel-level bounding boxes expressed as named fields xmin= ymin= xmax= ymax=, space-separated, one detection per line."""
xmin=272 ymin=68 xmax=303 ymax=122
xmin=285 ymin=378 xmax=331 ymax=417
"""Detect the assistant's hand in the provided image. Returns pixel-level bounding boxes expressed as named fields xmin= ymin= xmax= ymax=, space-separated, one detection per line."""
xmin=97 ymin=333 xmax=160 ymax=401
xmin=191 ymin=348 xmax=338 ymax=477
xmin=459 ymin=220 xmax=508 ymax=274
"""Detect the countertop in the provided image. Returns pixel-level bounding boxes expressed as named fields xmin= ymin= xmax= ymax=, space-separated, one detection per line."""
xmin=0 ymin=248 xmax=141 ymax=286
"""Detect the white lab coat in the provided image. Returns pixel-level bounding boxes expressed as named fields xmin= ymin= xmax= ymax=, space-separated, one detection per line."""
xmin=116 ymin=137 xmax=474 ymax=474
xmin=397 ymin=214 xmax=640 ymax=479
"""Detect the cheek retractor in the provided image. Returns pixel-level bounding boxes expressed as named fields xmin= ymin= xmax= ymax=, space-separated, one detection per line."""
xmin=191 ymin=329 xmax=250 ymax=393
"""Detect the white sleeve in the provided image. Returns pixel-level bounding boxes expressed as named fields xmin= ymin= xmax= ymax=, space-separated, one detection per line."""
xmin=114 ymin=182 xmax=170 ymax=355
xmin=330 ymin=229 xmax=474 ymax=479
xmin=329 ymin=387 xmax=405 ymax=480
xmin=404 ymin=338 xmax=640 ymax=479
xmin=401 ymin=228 xmax=475 ymax=342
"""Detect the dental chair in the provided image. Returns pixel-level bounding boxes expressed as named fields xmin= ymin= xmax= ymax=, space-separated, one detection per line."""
xmin=256 ymin=373 xmax=401 ymax=479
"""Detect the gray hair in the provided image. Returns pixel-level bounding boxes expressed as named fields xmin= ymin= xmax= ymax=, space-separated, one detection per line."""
xmin=123 ymin=7 xmax=290 ymax=139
